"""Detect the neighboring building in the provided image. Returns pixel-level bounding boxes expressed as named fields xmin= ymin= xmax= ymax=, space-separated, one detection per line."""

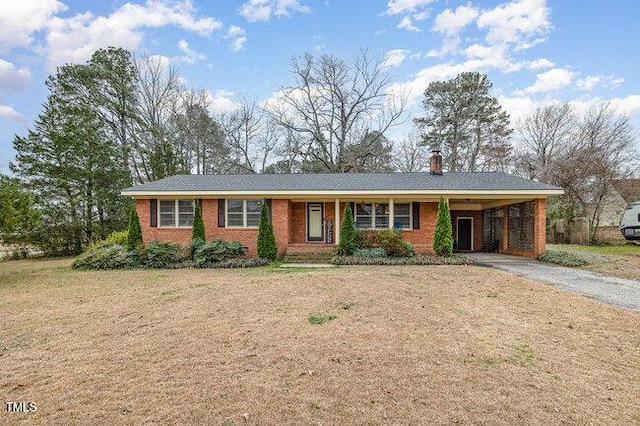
xmin=121 ymin=151 xmax=563 ymax=258
xmin=589 ymin=179 xmax=640 ymax=231
xmin=586 ymin=178 xmax=640 ymax=241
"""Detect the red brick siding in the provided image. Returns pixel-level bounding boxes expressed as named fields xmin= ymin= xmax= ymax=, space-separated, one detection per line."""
xmin=289 ymin=202 xmax=306 ymax=244
xmin=402 ymin=202 xmax=437 ymax=255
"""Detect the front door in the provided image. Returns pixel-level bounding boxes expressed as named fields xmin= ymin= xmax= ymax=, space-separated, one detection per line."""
xmin=307 ymin=203 xmax=324 ymax=242
xmin=457 ymin=218 xmax=473 ymax=251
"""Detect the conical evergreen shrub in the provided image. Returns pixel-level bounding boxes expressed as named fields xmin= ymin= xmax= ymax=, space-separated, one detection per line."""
xmin=127 ymin=207 xmax=143 ymax=252
xmin=191 ymin=201 xmax=205 ymax=242
xmin=257 ymin=201 xmax=277 ymax=260
xmin=338 ymin=203 xmax=357 ymax=256
xmin=433 ymin=196 xmax=453 ymax=256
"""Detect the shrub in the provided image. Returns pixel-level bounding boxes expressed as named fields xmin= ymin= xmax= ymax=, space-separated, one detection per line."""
xmin=354 ymin=247 xmax=387 ymax=258
xmin=338 ymin=204 xmax=357 ymax=255
xmin=191 ymin=201 xmax=205 ymax=243
xmin=377 ymin=228 xmax=414 ymax=257
xmin=194 ymin=239 xmax=245 ymax=267
xmin=357 ymin=229 xmax=380 ymax=248
xmin=433 ymin=197 xmax=453 ymax=256
xmin=127 ymin=208 xmax=143 ymax=252
xmin=103 ymin=230 xmax=128 ymax=246
xmin=537 ymin=249 xmax=591 ymax=267
xmin=204 ymin=258 xmax=272 ymax=268
xmin=257 ymin=201 xmax=277 ymax=260
xmin=72 ymin=243 xmax=136 ymax=270
xmin=331 ymin=255 xmax=473 ymax=266
xmin=141 ymin=240 xmax=184 ymax=269
xmin=188 ymin=237 xmax=205 ymax=259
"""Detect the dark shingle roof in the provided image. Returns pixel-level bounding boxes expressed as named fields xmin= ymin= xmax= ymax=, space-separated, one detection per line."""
xmin=122 ymin=172 xmax=562 ymax=194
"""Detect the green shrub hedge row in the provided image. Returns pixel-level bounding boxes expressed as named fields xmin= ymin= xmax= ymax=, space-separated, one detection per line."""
xmin=72 ymin=238 xmax=269 ymax=270
xmin=331 ymin=255 xmax=473 ymax=266
xmin=536 ymin=249 xmax=591 ymax=267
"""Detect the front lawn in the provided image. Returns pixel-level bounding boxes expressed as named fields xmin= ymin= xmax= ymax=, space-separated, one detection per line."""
xmin=1 ymin=259 xmax=638 ymax=424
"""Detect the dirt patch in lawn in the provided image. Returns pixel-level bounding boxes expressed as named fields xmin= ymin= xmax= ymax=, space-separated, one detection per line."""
xmin=1 ymin=259 xmax=638 ymax=425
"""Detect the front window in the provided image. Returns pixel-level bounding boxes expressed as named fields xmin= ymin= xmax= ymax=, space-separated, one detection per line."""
xmin=393 ymin=203 xmax=411 ymax=229
xmin=159 ymin=200 xmax=194 ymax=227
xmin=355 ymin=202 xmax=411 ymax=229
xmin=226 ymin=199 xmax=263 ymax=228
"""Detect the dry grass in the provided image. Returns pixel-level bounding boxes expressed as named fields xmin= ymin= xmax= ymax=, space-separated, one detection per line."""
xmin=1 ymin=259 xmax=639 ymax=425
xmin=548 ymin=243 xmax=640 ymax=280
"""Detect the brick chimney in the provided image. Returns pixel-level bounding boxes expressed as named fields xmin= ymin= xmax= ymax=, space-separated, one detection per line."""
xmin=430 ymin=150 xmax=443 ymax=175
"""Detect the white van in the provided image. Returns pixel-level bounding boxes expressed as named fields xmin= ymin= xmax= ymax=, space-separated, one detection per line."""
xmin=620 ymin=201 xmax=640 ymax=241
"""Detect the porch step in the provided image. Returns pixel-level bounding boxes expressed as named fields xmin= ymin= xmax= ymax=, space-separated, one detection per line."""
xmin=283 ymin=245 xmax=337 ymax=263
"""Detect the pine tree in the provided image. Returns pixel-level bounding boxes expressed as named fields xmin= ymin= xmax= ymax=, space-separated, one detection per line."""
xmin=433 ymin=197 xmax=453 ymax=256
xmin=338 ymin=203 xmax=357 ymax=255
xmin=127 ymin=207 xmax=142 ymax=251
xmin=191 ymin=201 xmax=205 ymax=242
xmin=257 ymin=201 xmax=277 ymax=260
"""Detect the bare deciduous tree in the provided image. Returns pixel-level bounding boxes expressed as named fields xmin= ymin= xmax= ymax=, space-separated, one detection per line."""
xmin=267 ymin=50 xmax=406 ymax=173
xmin=221 ymin=97 xmax=278 ymax=173
xmin=393 ymin=132 xmax=429 ymax=172
xmin=516 ymin=102 xmax=638 ymax=241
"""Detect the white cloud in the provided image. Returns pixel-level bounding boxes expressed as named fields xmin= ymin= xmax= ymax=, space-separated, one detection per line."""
xmin=528 ymin=58 xmax=554 ymax=69
xmin=613 ymin=95 xmax=640 ymax=115
xmin=383 ymin=49 xmax=410 ymax=68
xmin=0 ymin=59 xmax=31 ymax=91
xmin=397 ymin=16 xmax=420 ymax=32
xmin=208 ymin=89 xmax=241 ymax=113
xmin=477 ymin=0 xmax=550 ymax=50
xmin=577 ymin=74 xmax=625 ymax=91
xmin=387 ymin=61 xmax=486 ymax=106
xmin=177 ymin=39 xmax=206 ymax=64
xmin=45 ymin=0 xmax=222 ymax=69
xmin=522 ymin=67 xmax=574 ymax=94
xmin=433 ymin=5 xmax=479 ymax=37
xmin=239 ymin=0 xmax=310 ymax=23
xmin=0 ymin=104 xmax=25 ymax=121
xmin=386 ymin=0 xmax=434 ymax=32
xmin=226 ymin=26 xmax=247 ymax=52
xmin=385 ymin=0 xmax=434 ymax=15
xmin=463 ymin=43 xmax=522 ymax=72
xmin=0 ymin=0 xmax=67 ymax=49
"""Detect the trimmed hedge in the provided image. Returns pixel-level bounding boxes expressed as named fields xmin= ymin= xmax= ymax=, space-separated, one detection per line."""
xmin=194 ymin=239 xmax=245 ymax=267
xmin=331 ymin=255 xmax=473 ymax=266
xmin=354 ymin=247 xmax=387 ymax=258
xmin=72 ymin=243 xmax=136 ymax=270
xmin=140 ymin=240 xmax=185 ymax=268
xmin=72 ymin=238 xmax=270 ymax=270
xmin=205 ymin=258 xmax=272 ymax=268
xmin=537 ymin=249 xmax=591 ymax=267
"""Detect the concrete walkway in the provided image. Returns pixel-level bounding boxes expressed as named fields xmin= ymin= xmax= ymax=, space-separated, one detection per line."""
xmin=467 ymin=253 xmax=640 ymax=311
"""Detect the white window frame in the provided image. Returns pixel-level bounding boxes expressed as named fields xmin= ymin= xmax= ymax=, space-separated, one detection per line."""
xmin=158 ymin=199 xmax=195 ymax=228
xmin=225 ymin=199 xmax=262 ymax=228
xmin=393 ymin=203 xmax=412 ymax=230
xmin=354 ymin=202 xmax=412 ymax=229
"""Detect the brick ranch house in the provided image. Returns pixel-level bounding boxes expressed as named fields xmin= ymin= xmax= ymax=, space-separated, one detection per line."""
xmin=121 ymin=152 xmax=563 ymax=258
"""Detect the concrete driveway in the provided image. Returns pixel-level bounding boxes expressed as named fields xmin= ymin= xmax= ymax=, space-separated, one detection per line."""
xmin=467 ymin=253 xmax=640 ymax=311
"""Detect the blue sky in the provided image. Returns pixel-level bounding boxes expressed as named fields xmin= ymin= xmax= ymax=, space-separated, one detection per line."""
xmin=1 ymin=0 xmax=639 ymax=173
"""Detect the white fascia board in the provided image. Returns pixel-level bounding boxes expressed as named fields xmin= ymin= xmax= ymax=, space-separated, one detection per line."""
xmin=121 ymin=188 xmax=564 ymax=198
